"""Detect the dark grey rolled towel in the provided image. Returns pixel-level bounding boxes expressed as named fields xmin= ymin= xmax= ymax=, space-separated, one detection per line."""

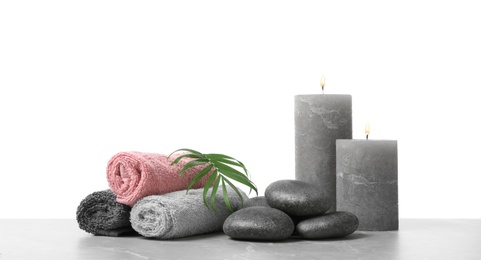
xmin=131 ymin=186 xmax=247 ymax=239
xmin=76 ymin=190 xmax=136 ymax=236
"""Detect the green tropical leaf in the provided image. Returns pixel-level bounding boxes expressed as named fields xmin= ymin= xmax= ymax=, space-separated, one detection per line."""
xmin=170 ymin=153 xmax=204 ymax=166
xmin=170 ymin=148 xmax=257 ymax=211
xmin=205 ymin=154 xmax=249 ymax=177
xmin=202 ymin=169 xmax=218 ymax=208
xmin=179 ymin=158 xmax=209 ymax=176
xmin=208 ymin=157 xmax=247 ymax=175
xmin=220 ymin=172 xmax=257 ymax=195
xmin=213 ymin=161 xmax=246 ymax=177
xmin=205 ymin=153 xmax=238 ymax=161
xmin=214 ymin=162 xmax=257 ymax=192
xmin=221 ymin=178 xmax=233 ymax=212
xmin=186 ymin=163 xmax=214 ymax=192
xmin=210 ymin=176 xmax=221 ymax=211
xmin=223 ymin=177 xmax=244 ymax=209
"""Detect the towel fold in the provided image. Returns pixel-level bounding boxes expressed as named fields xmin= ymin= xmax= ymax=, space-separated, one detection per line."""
xmin=76 ymin=190 xmax=135 ymax=236
xmin=130 ymin=186 xmax=247 ymax=239
xmin=107 ymin=152 xmax=212 ymax=207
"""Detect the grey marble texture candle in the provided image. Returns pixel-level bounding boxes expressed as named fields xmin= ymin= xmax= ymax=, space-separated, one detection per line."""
xmin=295 ymin=95 xmax=352 ymax=212
xmin=336 ymin=140 xmax=398 ymax=231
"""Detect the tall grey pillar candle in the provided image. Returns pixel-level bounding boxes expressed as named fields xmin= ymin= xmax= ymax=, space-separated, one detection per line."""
xmin=295 ymin=95 xmax=352 ymax=212
xmin=336 ymin=140 xmax=398 ymax=231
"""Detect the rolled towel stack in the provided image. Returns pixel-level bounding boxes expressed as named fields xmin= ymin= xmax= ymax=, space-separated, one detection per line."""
xmin=78 ymin=151 xmax=236 ymax=239
xmin=131 ymin=186 xmax=247 ymax=239
xmin=76 ymin=190 xmax=135 ymax=236
xmin=107 ymin=152 xmax=212 ymax=207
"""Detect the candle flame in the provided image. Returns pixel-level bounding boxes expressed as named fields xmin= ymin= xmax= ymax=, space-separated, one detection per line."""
xmin=365 ymin=122 xmax=370 ymax=140
xmin=320 ymin=75 xmax=325 ymax=94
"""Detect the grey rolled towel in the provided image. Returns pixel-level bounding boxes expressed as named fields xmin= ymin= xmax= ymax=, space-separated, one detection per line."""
xmin=131 ymin=186 xmax=247 ymax=239
xmin=76 ymin=190 xmax=136 ymax=236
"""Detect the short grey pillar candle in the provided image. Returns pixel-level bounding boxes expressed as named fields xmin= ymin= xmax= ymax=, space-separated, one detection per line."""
xmin=295 ymin=95 xmax=352 ymax=212
xmin=336 ymin=140 xmax=398 ymax=231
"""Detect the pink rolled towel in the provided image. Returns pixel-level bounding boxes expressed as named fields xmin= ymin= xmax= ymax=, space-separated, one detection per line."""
xmin=107 ymin=152 xmax=211 ymax=207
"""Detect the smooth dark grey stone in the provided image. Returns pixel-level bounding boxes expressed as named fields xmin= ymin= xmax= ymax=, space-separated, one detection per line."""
xmin=265 ymin=179 xmax=330 ymax=217
xmin=223 ymin=206 xmax=294 ymax=241
xmin=336 ymin=140 xmax=398 ymax=231
xmin=243 ymin=196 xmax=270 ymax=208
xmin=295 ymin=94 xmax=352 ymax=212
xmin=296 ymin=211 xmax=359 ymax=239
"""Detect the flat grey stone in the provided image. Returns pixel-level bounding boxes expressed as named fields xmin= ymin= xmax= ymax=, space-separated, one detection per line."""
xmin=296 ymin=211 xmax=359 ymax=239
xmin=265 ymin=179 xmax=330 ymax=216
xmin=243 ymin=196 xmax=270 ymax=208
xmin=223 ymin=206 xmax=294 ymax=241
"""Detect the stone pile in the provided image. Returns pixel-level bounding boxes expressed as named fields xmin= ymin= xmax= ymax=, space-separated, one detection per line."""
xmin=223 ymin=180 xmax=359 ymax=241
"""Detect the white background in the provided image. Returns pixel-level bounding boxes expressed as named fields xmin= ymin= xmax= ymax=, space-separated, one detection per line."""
xmin=1 ymin=1 xmax=480 ymax=219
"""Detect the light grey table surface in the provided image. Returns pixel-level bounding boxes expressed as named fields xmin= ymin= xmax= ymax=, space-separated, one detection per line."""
xmin=0 ymin=219 xmax=480 ymax=260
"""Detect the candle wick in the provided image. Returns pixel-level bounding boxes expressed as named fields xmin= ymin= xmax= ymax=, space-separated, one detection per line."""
xmin=322 ymin=86 xmax=324 ymax=94
xmin=366 ymin=134 xmax=369 ymax=140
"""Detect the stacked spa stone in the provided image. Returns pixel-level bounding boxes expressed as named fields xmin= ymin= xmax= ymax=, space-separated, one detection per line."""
xmin=223 ymin=180 xmax=359 ymax=241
